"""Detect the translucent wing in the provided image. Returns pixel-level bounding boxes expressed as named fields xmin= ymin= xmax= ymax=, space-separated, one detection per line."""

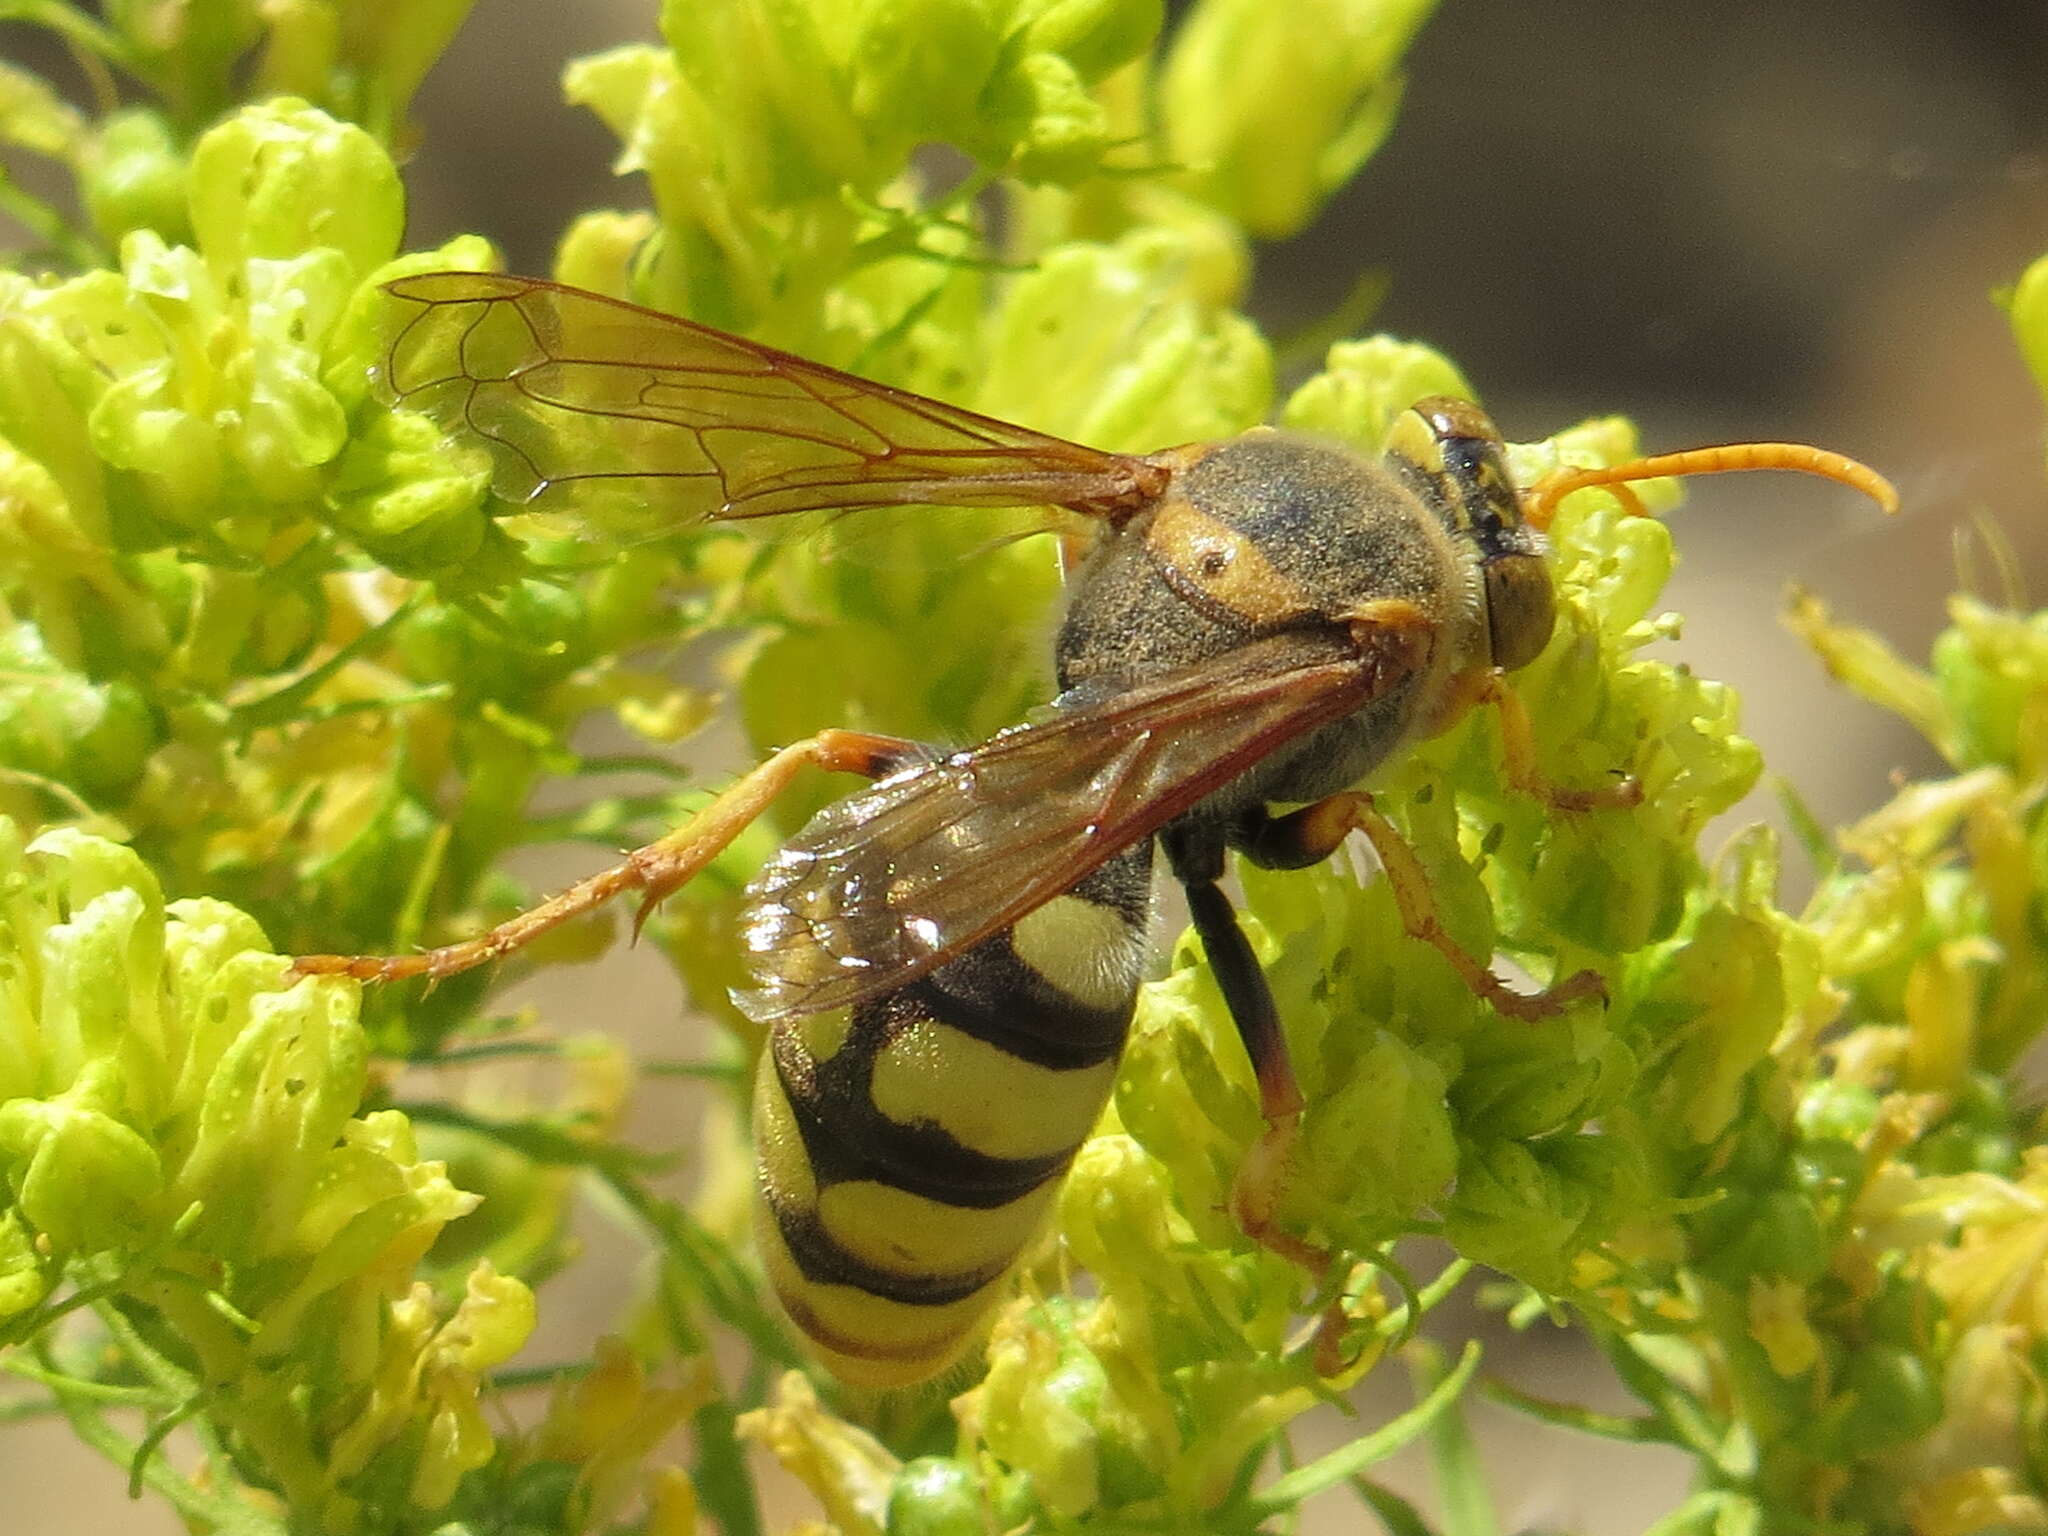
xmin=378 ymin=272 xmax=1164 ymax=537
xmin=736 ymin=629 xmax=1411 ymax=1024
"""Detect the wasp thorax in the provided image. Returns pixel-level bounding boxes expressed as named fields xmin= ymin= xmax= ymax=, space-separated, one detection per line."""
xmin=1057 ymin=428 xmax=1483 ymax=691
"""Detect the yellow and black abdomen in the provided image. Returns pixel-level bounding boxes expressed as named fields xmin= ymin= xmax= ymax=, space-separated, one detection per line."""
xmin=752 ymin=844 xmax=1152 ymax=1387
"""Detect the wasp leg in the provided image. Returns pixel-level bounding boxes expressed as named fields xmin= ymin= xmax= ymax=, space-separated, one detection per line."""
xmin=1476 ymin=670 xmax=1642 ymax=813
xmin=1178 ymin=871 xmax=1353 ymax=1374
xmin=292 ymin=729 xmax=925 ymax=983
xmin=1241 ymin=792 xmax=1605 ymax=1022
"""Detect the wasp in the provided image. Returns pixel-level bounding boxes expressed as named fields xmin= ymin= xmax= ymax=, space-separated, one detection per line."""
xmin=297 ymin=272 xmax=1896 ymax=1387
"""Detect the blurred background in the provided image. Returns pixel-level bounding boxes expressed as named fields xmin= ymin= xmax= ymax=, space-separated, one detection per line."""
xmin=5 ymin=0 xmax=2048 ymax=1529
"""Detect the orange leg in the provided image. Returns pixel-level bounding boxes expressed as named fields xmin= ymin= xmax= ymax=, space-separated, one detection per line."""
xmin=1224 ymin=768 xmax=1609 ymax=1367
xmin=292 ymin=729 xmax=921 ymax=983
xmin=1248 ymin=790 xmax=1604 ymax=1022
xmin=1477 ymin=671 xmax=1643 ymax=813
xmin=1227 ymin=1107 xmax=1360 ymax=1376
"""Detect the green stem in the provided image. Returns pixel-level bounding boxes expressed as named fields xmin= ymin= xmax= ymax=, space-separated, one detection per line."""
xmin=1351 ymin=1477 xmax=1442 ymax=1536
xmin=0 ymin=177 xmax=97 ymax=268
xmin=1481 ymin=1375 xmax=1673 ymax=1444
xmin=6 ymin=1 xmax=134 ymax=68
xmin=228 ymin=593 xmax=424 ymax=731
xmin=1413 ymin=1341 xmax=1497 ymax=1536
xmin=1243 ymin=1340 xmax=1483 ymax=1517
xmin=0 ymin=1355 xmax=167 ymax=1406
xmin=32 ymin=1339 xmax=283 ymax=1536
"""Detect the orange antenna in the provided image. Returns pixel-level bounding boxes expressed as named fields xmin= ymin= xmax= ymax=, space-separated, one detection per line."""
xmin=1523 ymin=442 xmax=1900 ymax=531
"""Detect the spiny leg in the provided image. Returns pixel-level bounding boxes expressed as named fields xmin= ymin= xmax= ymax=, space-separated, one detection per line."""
xmin=292 ymin=728 xmax=924 ymax=983
xmin=1242 ymin=792 xmax=1605 ymax=1022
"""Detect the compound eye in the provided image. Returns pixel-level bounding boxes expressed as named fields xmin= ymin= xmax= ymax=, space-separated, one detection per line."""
xmin=1484 ymin=551 xmax=1555 ymax=671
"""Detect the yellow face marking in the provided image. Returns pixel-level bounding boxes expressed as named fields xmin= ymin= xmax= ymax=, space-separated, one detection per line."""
xmin=1383 ymin=400 xmax=1521 ymax=539
xmin=869 ymin=1018 xmax=1118 ymax=1162
xmin=1010 ymin=895 xmax=1143 ymax=1012
xmin=818 ymin=1180 xmax=1056 ymax=1281
xmin=1145 ymin=497 xmax=1313 ymax=627
xmin=1382 ymin=405 xmax=1449 ymax=479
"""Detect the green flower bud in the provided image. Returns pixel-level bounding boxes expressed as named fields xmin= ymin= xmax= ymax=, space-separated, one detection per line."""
xmin=0 ymin=288 xmax=113 ymax=558
xmin=1522 ymin=810 xmax=1691 ymax=954
xmin=1060 ymin=1132 xmax=1204 ymax=1319
xmin=410 ymin=1264 xmax=537 ymax=1507
xmin=1018 ymin=0 xmax=1164 ymax=83
xmin=1932 ymin=598 xmax=2048 ymax=775
xmin=225 ymin=249 xmax=358 ymax=495
xmin=1747 ymin=1276 xmax=1820 ymax=1377
xmin=187 ymin=98 xmax=403 ymax=281
xmin=1829 ymin=1342 xmax=1943 ymax=1453
xmin=0 ymin=1208 xmax=47 ymax=1316
xmin=1442 ymin=1138 xmax=1595 ymax=1292
xmin=320 ymin=234 xmax=500 ymax=408
xmin=1282 ymin=337 xmax=1475 ymax=451
xmin=0 ymin=625 xmax=157 ymax=801
xmin=71 ymin=240 xmax=228 ymax=525
xmin=1160 ymin=0 xmax=1434 ymax=237
xmin=0 ymin=58 xmax=83 ymax=161
xmin=324 ymin=401 xmax=492 ymax=571
xmin=1806 ymin=861 xmax=1926 ymax=981
xmin=1697 ymin=1189 xmax=1828 ymax=1288
xmin=979 ymin=232 xmax=1272 ymax=451
xmin=847 ymin=0 xmax=1006 ymax=157
xmin=1455 ymin=1027 xmax=1628 ymax=1142
xmin=1634 ymin=906 xmax=1786 ymax=1144
xmin=887 ymin=1456 xmax=983 ymax=1536
xmin=1112 ymin=965 xmax=1261 ymax=1249
xmin=2007 ymin=250 xmax=2048 ymax=413
xmin=969 ymin=1300 xmax=1105 ymax=1520
xmin=1796 ymin=1078 xmax=1882 ymax=1144
xmin=0 ymin=827 xmax=166 ymax=1100
xmin=1861 ymin=1269 xmax=1943 ymax=1352
xmin=990 ymin=51 xmax=1113 ymax=185
xmin=553 ymin=210 xmax=658 ymax=297
xmin=80 ymin=108 xmax=191 ymax=247
xmin=261 ymin=0 xmax=477 ymax=130
xmin=1297 ymin=1029 xmax=1457 ymax=1233
xmin=172 ymin=964 xmax=372 ymax=1266
xmin=1517 ymin=419 xmax=1679 ymax=628
xmin=658 ymin=2 xmax=874 ymax=202
xmin=0 ymin=1065 xmax=165 ymax=1251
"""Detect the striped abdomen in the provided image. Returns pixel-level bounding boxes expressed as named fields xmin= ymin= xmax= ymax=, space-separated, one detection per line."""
xmin=752 ymin=845 xmax=1152 ymax=1387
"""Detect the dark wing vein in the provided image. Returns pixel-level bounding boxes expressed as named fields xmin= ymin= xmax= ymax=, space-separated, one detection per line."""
xmin=734 ymin=629 xmax=1409 ymax=1024
xmin=377 ymin=271 xmax=1160 ymax=533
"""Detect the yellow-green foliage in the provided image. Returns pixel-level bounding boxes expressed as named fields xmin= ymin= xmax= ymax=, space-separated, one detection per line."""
xmin=1 ymin=3 xmax=2045 ymax=1533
